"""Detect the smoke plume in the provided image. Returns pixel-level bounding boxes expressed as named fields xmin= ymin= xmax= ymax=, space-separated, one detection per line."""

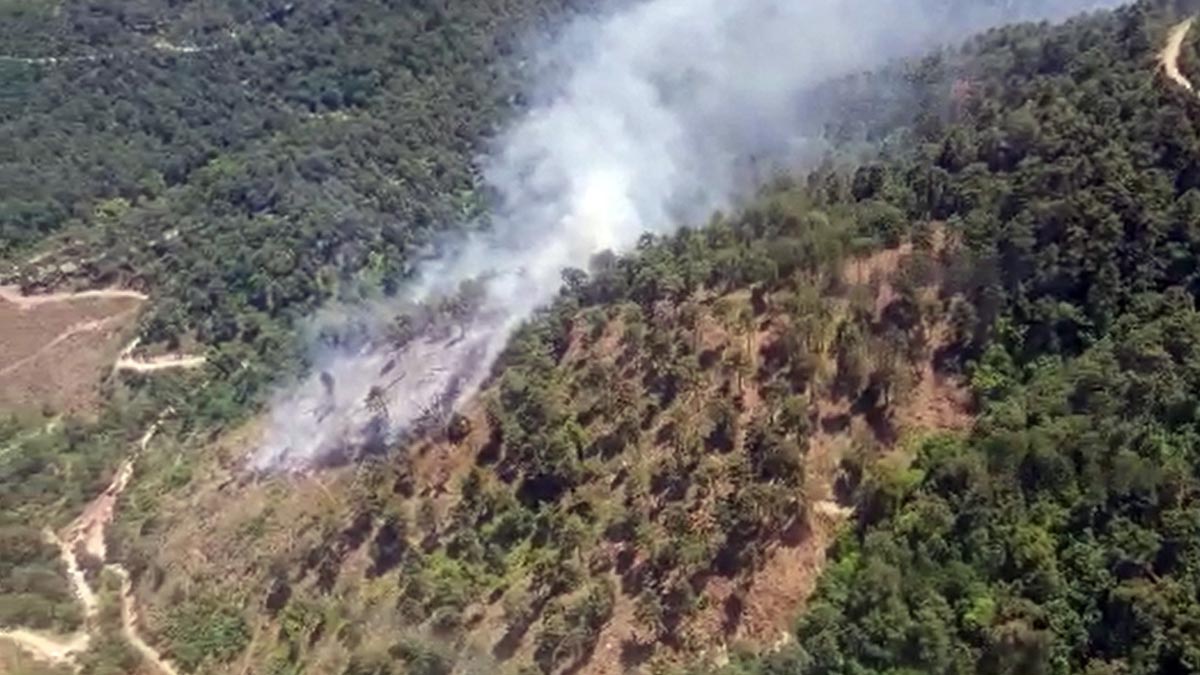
xmin=254 ymin=0 xmax=1124 ymax=471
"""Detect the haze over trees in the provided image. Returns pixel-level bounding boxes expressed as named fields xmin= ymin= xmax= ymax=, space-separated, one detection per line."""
xmin=1 ymin=0 xmax=593 ymax=415
xmin=5 ymin=0 xmax=1200 ymax=674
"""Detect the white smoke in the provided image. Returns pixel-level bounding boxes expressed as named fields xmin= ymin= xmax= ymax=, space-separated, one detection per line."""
xmin=254 ymin=0 xmax=1124 ymax=471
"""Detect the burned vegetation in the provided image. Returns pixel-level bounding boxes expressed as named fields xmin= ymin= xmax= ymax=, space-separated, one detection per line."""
xmin=151 ymin=169 xmax=971 ymax=675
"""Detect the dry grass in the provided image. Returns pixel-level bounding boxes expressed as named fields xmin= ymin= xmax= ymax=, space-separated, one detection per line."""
xmin=0 ymin=639 xmax=74 ymax=675
xmin=124 ymin=234 xmax=974 ymax=675
xmin=0 ymin=287 xmax=144 ymax=416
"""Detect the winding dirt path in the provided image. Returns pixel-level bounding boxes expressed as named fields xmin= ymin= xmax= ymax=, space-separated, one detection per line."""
xmin=1161 ymin=18 xmax=1196 ymax=93
xmin=1 ymin=415 xmax=180 ymax=674
xmin=114 ymin=339 xmax=206 ymax=374
xmin=0 ymin=529 xmax=94 ymax=665
xmin=0 ymin=628 xmax=88 ymax=663
xmin=0 ymin=286 xmax=148 ymax=309
xmin=110 ymin=565 xmax=182 ymax=675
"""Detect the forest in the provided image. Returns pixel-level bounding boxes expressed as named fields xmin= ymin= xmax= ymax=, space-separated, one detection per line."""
xmin=6 ymin=0 xmax=1200 ymax=674
xmin=1 ymin=0 xmax=594 ymax=416
xmin=717 ymin=2 xmax=1200 ymax=674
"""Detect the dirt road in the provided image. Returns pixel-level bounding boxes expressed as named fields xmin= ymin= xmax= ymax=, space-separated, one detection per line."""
xmin=0 ymin=628 xmax=88 ymax=664
xmin=116 ymin=355 xmax=207 ymax=372
xmin=2 ymin=416 xmax=179 ymax=674
xmin=0 ymin=530 xmax=95 ymax=665
xmin=114 ymin=339 xmax=206 ymax=374
xmin=110 ymin=565 xmax=182 ymax=675
xmin=0 ymin=286 xmax=148 ymax=309
xmin=1161 ymin=18 xmax=1195 ymax=93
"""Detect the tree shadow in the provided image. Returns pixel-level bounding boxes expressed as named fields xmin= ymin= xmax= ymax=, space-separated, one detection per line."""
xmin=619 ymin=638 xmax=655 ymax=671
xmin=492 ymin=595 xmax=549 ymax=661
xmin=722 ymin=592 xmax=745 ymax=636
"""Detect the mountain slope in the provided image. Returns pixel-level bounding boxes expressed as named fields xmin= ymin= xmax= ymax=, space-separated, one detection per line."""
xmin=0 ymin=0 xmax=591 ymax=414
xmin=113 ymin=2 xmax=1200 ymax=670
xmin=112 ymin=182 xmax=970 ymax=675
xmin=720 ymin=3 xmax=1200 ymax=674
xmin=9 ymin=1 xmax=1200 ymax=674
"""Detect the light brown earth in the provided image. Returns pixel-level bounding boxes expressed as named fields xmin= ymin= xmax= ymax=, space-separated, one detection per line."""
xmin=1160 ymin=18 xmax=1196 ymax=93
xmin=0 ymin=639 xmax=74 ymax=674
xmin=0 ymin=626 xmax=88 ymax=666
xmin=0 ymin=286 xmax=145 ymax=415
xmin=583 ymin=236 xmax=971 ymax=674
xmin=114 ymin=338 xmax=206 ymax=374
xmin=0 ymin=416 xmax=180 ymax=675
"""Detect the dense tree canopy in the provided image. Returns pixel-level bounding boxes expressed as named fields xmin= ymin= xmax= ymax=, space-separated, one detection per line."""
xmin=719 ymin=2 xmax=1200 ymax=674
xmin=9 ymin=0 xmax=1200 ymax=673
xmin=0 ymin=0 xmax=591 ymax=409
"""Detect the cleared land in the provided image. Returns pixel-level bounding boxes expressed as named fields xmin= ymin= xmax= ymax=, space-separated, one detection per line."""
xmin=0 ymin=286 xmax=144 ymax=415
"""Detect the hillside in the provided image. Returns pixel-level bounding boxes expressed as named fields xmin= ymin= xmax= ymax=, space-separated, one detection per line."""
xmin=102 ymin=186 xmax=970 ymax=674
xmin=6 ymin=0 xmax=1200 ymax=674
xmin=83 ymin=3 xmax=1200 ymax=674
xmin=0 ymin=0 xmax=592 ymax=413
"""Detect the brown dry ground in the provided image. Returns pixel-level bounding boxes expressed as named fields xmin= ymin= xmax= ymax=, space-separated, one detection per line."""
xmin=0 ymin=640 xmax=72 ymax=675
xmin=1160 ymin=18 xmax=1196 ymax=94
xmin=0 ymin=287 xmax=144 ymax=416
xmin=586 ymin=238 xmax=971 ymax=673
xmin=123 ymin=235 xmax=973 ymax=675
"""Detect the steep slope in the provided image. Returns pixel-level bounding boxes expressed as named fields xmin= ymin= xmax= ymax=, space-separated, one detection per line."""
xmin=720 ymin=3 xmax=1200 ymax=674
xmin=107 ymin=2 xmax=1200 ymax=674
xmin=13 ymin=1 xmax=1200 ymax=675
xmin=107 ymin=176 xmax=974 ymax=675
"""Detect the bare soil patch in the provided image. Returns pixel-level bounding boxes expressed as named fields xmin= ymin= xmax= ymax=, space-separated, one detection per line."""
xmin=680 ymin=239 xmax=971 ymax=666
xmin=1161 ymin=18 xmax=1196 ymax=94
xmin=114 ymin=338 xmax=206 ymax=374
xmin=0 ymin=286 xmax=144 ymax=415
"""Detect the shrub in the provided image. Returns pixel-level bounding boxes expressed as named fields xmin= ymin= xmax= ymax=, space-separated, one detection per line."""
xmin=163 ymin=595 xmax=250 ymax=672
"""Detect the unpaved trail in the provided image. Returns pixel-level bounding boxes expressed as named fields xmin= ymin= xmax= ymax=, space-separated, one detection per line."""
xmin=115 ymin=355 xmax=207 ymax=373
xmin=0 ymin=530 xmax=94 ymax=666
xmin=0 ymin=286 xmax=148 ymax=309
xmin=68 ymin=415 xmax=180 ymax=675
xmin=109 ymin=565 xmax=182 ymax=675
xmin=3 ymin=414 xmax=180 ymax=674
xmin=68 ymin=416 xmax=164 ymax=562
xmin=1161 ymin=18 xmax=1196 ymax=93
xmin=0 ymin=33 xmax=230 ymax=66
xmin=114 ymin=339 xmax=206 ymax=374
xmin=50 ymin=529 xmax=98 ymax=619
xmin=0 ymin=628 xmax=88 ymax=664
